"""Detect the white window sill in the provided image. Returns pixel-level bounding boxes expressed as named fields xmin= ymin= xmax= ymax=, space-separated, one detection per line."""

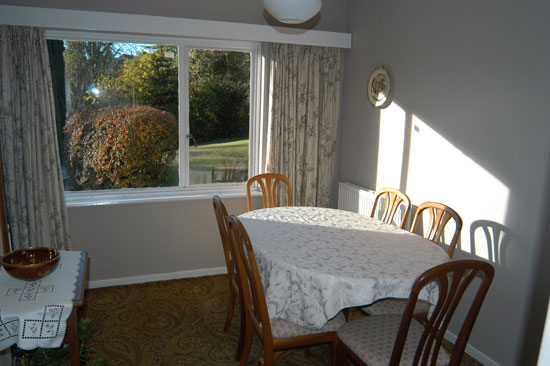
xmin=65 ymin=184 xmax=261 ymax=207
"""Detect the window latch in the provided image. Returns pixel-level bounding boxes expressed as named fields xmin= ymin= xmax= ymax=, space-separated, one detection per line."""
xmin=187 ymin=134 xmax=198 ymax=148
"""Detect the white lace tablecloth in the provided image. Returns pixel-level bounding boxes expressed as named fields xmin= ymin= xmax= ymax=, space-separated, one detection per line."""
xmin=0 ymin=250 xmax=82 ymax=351
xmin=238 ymin=207 xmax=450 ymax=330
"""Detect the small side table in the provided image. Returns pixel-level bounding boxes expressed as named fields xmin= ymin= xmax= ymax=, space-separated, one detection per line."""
xmin=1 ymin=251 xmax=88 ymax=365
xmin=67 ymin=251 xmax=88 ymax=366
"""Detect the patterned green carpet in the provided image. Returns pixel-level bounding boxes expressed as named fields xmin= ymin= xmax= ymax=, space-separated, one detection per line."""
xmin=81 ymin=275 xmax=482 ymax=365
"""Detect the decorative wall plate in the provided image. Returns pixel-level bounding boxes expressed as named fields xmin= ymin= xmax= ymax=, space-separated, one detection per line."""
xmin=367 ymin=66 xmax=392 ymax=108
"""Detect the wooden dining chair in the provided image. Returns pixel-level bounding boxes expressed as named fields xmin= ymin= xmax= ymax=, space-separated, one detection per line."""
xmin=226 ymin=215 xmax=345 ymax=366
xmin=246 ymin=173 xmax=292 ymax=211
xmin=410 ymin=201 xmax=463 ymax=259
xmin=370 ymin=187 xmax=412 ymax=229
xmin=360 ymin=201 xmax=463 ymax=319
xmin=337 ymin=259 xmax=494 ymax=366
xmin=212 ymin=196 xmax=245 ymax=361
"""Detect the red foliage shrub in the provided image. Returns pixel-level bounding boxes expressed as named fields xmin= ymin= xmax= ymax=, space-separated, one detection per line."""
xmin=64 ymin=109 xmax=102 ymax=189
xmin=64 ymin=106 xmax=178 ymax=189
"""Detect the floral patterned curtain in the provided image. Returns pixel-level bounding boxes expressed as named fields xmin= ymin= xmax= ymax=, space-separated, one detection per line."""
xmin=0 ymin=25 xmax=71 ymax=251
xmin=267 ymin=43 xmax=342 ymax=207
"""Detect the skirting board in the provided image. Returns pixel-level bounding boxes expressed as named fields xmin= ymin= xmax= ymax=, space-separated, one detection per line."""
xmin=88 ymin=266 xmax=227 ymax=289
xmin=445 ymin=330 xmax=501 ymax=366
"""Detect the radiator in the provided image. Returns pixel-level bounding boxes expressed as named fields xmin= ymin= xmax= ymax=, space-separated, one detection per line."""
xmin=337 ymin=182 xmax=376 ymax=216
xmin=337 ymin=182 xmax=411 ymax=228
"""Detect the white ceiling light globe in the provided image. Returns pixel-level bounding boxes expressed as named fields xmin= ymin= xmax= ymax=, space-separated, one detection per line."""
xmin=263 ymin=0 xmax=322 ymax=24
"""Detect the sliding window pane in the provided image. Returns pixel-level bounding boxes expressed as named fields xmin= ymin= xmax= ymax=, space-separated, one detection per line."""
xmin=188 ymin=48 xmax=250 ymax=184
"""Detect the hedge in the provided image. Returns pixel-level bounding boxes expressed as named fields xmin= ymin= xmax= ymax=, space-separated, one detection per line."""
xmin=64 ymin=106 xmax=178 ymax=189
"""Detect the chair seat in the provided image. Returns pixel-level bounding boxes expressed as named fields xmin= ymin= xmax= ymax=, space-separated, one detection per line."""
xmin=337 ymin=314 xmax=450 ymax=366
xmin=271 ymin=312 xmax=346 ymax=339
xmin=360 ymin=298 xmax=430 ymax=316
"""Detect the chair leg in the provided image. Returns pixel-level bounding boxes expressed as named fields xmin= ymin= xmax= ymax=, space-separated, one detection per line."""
xmin=304 ymin=347 xmax=312 ymax=358
xmin=224 ymin=286 xmax=237 ymax=332
xmin=332 ymin=339 xmax=338 ymax=366
xmin=335 ymin=339 xmax=347 ymax=366
xmin=342 ymin=308 xmax=350 ymax=321
xmin=239 ymin=317 xmax=254 ymax=366
xmin=262 ymin=348 xmax=275 ymax=366
xmin=234 ymin=299 xmax=246 ymax=361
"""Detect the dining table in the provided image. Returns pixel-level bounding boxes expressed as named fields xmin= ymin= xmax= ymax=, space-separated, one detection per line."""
xmin=238 ymin=206 xmax=450 ymax=330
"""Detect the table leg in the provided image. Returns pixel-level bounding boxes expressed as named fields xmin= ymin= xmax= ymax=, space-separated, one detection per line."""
xmin=67 ymin=307 xmax=79 ymax=366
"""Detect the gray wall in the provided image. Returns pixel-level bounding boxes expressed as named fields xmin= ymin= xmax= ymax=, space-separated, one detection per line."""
xmin=339 ymin=0 xmax=550 ymax=364
xmin=68 ymin=196 xmax=249 ymax=282
xmin=0 ymin=0 xmax=348 ymax=32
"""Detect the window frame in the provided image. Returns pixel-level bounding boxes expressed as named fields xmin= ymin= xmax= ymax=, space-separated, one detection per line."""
xmin=46 ymin=30 xmax=263 ymax=206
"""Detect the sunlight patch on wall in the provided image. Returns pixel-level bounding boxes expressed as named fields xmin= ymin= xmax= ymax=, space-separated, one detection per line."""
xmin=406 ymin=115 xmax=510 ymax=258
xmin=375 ymin=102 xmax=406 ymax=190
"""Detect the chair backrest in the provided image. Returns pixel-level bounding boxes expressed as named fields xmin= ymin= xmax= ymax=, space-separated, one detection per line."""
xmin=410 ymin=202 xmax=463 ymax=258
xmin=212 ymin=196 xmax=235 ymax=279
xmin=226 ymin=215 xmax=273 ymax=345
xmin=370 ymin=187 xmax=412 ymax=229
xmin=246 ymin=173 xmax=292 ymax=211
xmin=391 ymin=259 xmax=494 ymax=366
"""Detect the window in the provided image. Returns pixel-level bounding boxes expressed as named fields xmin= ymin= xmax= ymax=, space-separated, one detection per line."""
xmin=188 ymin=48 xmax=251 ymax=185
xmin=46 ymin=31 xmax=261 ymax=202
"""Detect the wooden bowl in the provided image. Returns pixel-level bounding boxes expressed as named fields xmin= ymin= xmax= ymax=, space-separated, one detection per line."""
xmin=1 ymin=247 xmax=60 ymax=280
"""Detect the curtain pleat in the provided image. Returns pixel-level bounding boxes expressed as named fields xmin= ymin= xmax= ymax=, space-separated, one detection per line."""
xmin=267 ymin=43 xmax=342 ymax=207
xmin=0 ymin=25 xmax=71 ymax=251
